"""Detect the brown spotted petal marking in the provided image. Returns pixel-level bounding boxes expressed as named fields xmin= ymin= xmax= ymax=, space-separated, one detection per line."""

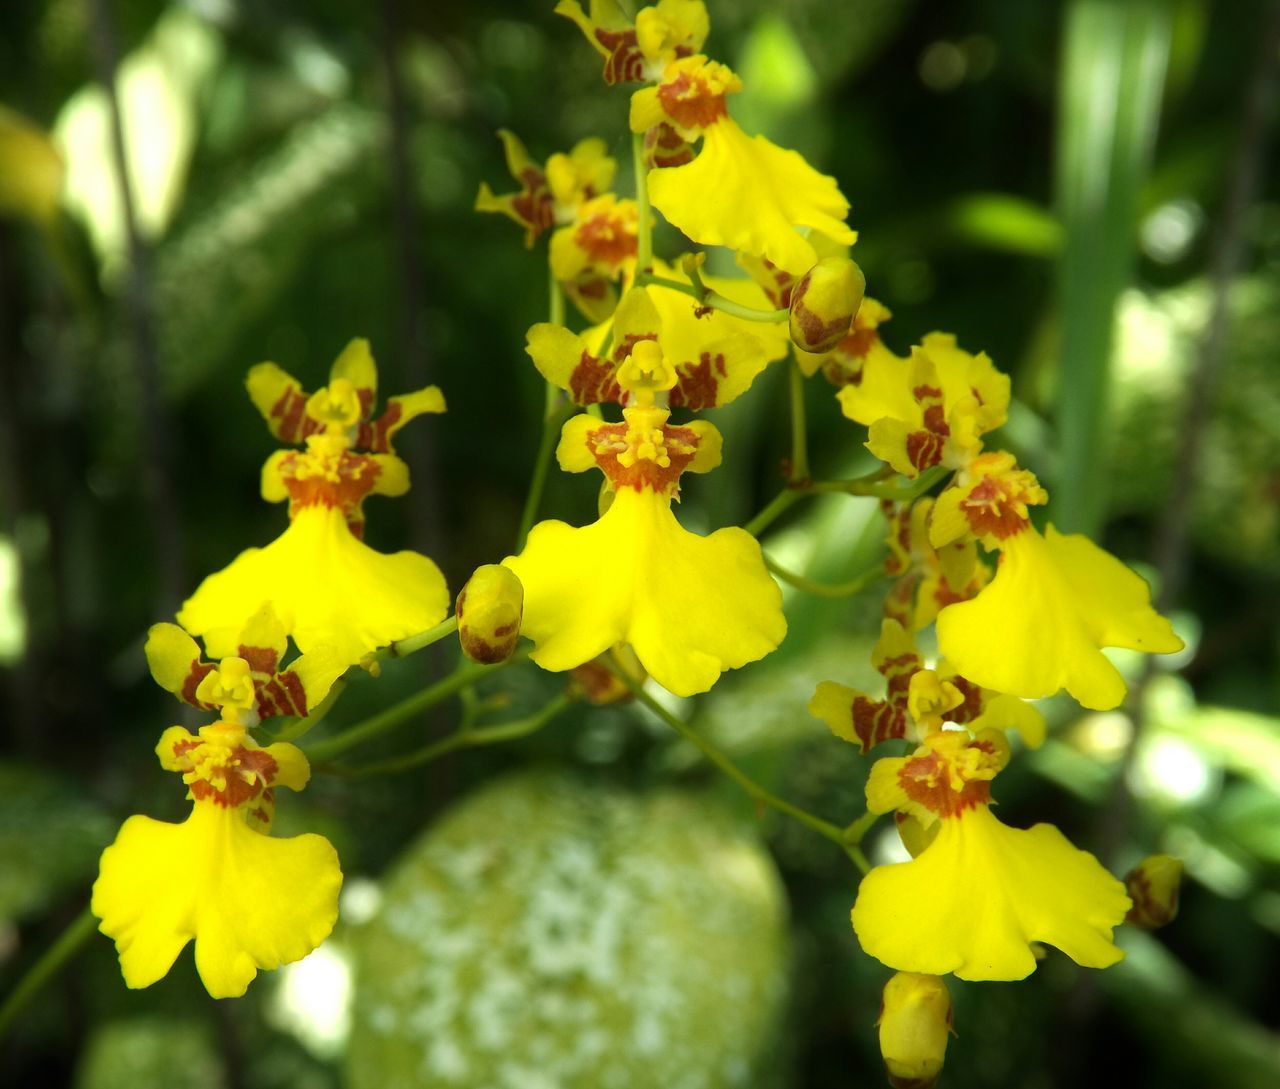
xmin=869 ymin=729 xmax=1011 ymax=825
xmin=555 ymin=0 xmax=705 ymax=86
xmin=809 ymin=618 xmax=923 ymax=754
xmin=644 ymin=121 xmax=696 ymax=168
xmin=162 ymin=725 xmax=282 ymax=829
xmin=585 ymin=415 xmax=704 ymax=495
xmin=145 ymin=615 xmax=329 ymax=727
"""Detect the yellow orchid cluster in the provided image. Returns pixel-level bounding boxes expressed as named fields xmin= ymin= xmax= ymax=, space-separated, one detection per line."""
xmin=93 ymin=341 xmax=451 ymax=998
xmin=476 ymin=3 xmax=1185 ymax=1085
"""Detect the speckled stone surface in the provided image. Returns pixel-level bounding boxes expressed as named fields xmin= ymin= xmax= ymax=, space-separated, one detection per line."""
xmin=347 ymin=769 xmax=791 ymax=1089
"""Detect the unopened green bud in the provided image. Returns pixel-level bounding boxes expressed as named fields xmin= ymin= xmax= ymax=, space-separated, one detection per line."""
xmin=456 ymin=565 xmax=524 ymax=664
xmin=788 ymin=256 xmax=865 ymax=354
xmin=1124 ymin=854 xmax=1183 ymax=929
xmin=878 ymin=972 xmax=952 ymax=1089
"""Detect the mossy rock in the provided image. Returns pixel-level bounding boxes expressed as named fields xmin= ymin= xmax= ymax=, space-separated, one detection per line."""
xmin=347 ymin=769 xmax=790 ymax=1089
xmin=75 ymin=1018 xmax=224 ymax=1089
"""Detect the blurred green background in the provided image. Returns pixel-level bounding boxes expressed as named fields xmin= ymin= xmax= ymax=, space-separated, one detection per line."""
xmin=2 ymin=0 xmax=1279 ymax=1086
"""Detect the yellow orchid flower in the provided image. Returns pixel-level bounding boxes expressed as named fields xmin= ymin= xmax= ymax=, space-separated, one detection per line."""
xmin=504 ymin=345 xmax=785 ymax=697
xmin=930 ymin=454 xmax=1183 ymax=710
xmin=630 ymin=56 xmax=856 ymax=275
xmin=93 ymin=661 xmax=342 ymax=999
xmin=475 ymin=129 xmax=616 ymax=244
xmin=557 ymin=0 xmax=709 ymax=85
xmin=526 ymin=282 xmax=785 ymax=410
xmin=851 ymin=730 xmax=1131 ymax=981
xmin=145 ymin=604 xmax=345 ymax=723
xmin=809 ymin=617 xmax=1044 ymax=754
xmin=549 ymin=193 xmax=639 ymax=322
xmin=177 ymin=339 xmax=449 ymax=666
xmin=839 ymin=333 xmax=1010 ymax=478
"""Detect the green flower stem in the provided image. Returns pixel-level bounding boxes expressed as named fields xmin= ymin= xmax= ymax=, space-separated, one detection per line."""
xmin=845 ymin=845 xmax=871 ymax=875
xmin=844 ymin=808 xmax=882 ymax=846
xmin=615 ymin=669 xmax=861 ymax=864
xmin=636 ymin=271 xmax=789 ymax=324
xmin=633 ymin=132 xmax=653 ymax=273
xmin=742 ymin=487 xmax=805 ymax=538
xmin=764 ymin=554 xmax=883 ymax=599
xmin=304 ymin=653 xmax=525 ymax=763
xmin=517 ymin=397 xmax=575 ymax=552
xmin=788 ymin=358 xmax=810 ymax=484
xmin=382 ymin=614 xmax=460 ymax=661
xmin=516 ymin=279 xmax=570 ymax=552
xmin=744 ymin=465 xmax=947 ymax=540
xmin=0 ymin=907 xmax=97 ymax=1042
xmin=808 ymin=464 xmax=950 ymax=501
xmin=318 ymin=693 xmax=571 ymax=778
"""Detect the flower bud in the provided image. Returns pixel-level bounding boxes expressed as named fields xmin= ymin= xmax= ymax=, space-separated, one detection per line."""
xmin=456 ymin=565 xmax=524 ymax=664
xmin=570 ymin=645 xmax=646 ymax=705
xmin=878 ymin=972 xmax=952 ymax=1089
xmin=1124 ymin=854 xmax=1183 ymax=929
xmin=788 ymin=257 xmax=865 ymax=354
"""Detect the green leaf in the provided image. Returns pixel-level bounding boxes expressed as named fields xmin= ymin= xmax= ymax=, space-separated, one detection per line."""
xmin=1052 ymin=0 xmax=1174 ymax=534
xmin=0 ymin=763 xmax=114 ymax=924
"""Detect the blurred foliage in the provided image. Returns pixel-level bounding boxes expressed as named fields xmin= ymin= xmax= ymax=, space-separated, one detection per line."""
xmin=1 ymin=0 xmax=1279 ymax=1087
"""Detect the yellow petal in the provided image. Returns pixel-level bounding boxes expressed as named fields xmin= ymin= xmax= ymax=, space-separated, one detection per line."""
xmin=361 ymin=386 xmax=446 ymax=454
xmin=851 ymin=805 xmax=1130 ymax=981
xmin=246 ymin=362 xmax=308 ymax=443
xmin=835 ymin=345 xmax=916 ymax=428
xmin=328 ymin=337 xmax=377 ymax=410
xmin=504 ymin=486 xmax=785 ymax=697
xmin=936 ymin=526 xmax=1182 ymax=710
xmin=92 ymin=803 xmax=341 ymax=998
xmin=969 ymin=693 xmax=1047 ymax=749
xmin=145 ymin=624 xmax=205 ymax=700
xmin=177 ymin=505 xmax=449 ymax=667
xmin=920 ymin=332 xmax=1009 ymax=434
xmin=647 ymin=119 xmax=855 ymax=275
xmin=647 ymin=279 xmax=784 ymax=409
xmin=526 ymin=322 xmax=590 ymax=394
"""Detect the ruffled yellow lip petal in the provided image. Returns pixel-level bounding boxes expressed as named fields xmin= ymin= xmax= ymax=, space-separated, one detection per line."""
xmin=936 ymin=524 xmax=1182 ymax=710
xmin=92 ymin=803 xmax=342 ymax=998
xmin=851 ymin=806 xmax=1130 ymax=981
xmin=646 ymin=119 xmax=855 ymax=275
xmin=504 ymin=486 xmax=785 ymax=697
xmin=177 ymin=505 xmax=449 ymax=667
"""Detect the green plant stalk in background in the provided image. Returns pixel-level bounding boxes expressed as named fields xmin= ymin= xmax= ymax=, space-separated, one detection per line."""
xmin=1053 ymin=0 xmax=1172 ymax=534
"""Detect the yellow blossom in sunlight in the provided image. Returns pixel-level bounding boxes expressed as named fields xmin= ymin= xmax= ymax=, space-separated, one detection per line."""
xmin=839 ymin=333 xmax=1010 ymax=478
xmin=93 ymin=699 xmax=341 ymax=998
xmin=146 ymin=603 xmax=345 ymax=723
xmin=177 ymin=339 xmax=449 ymax=666
xmin=526 ymin=282 xmax=785 ymax=410
xmin=504 ymin=344 xmax=784 ymax=697
xmin=630 ymin=55 xmax=856 ymax=274
xmin=475 ymin=129 xmax=616 ymax=244
xmin=852 ymin=730 xmax=1131 ymax=981
xmin=557 ymin=0 xmax=709 ymax=84
xmin=808 ymin=617 xmax=1043 ymax=754
xmin=548 ymin=192 xmax=639 ymax=321
xmin=931 ymin=455 xmax=1182 ymax=710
